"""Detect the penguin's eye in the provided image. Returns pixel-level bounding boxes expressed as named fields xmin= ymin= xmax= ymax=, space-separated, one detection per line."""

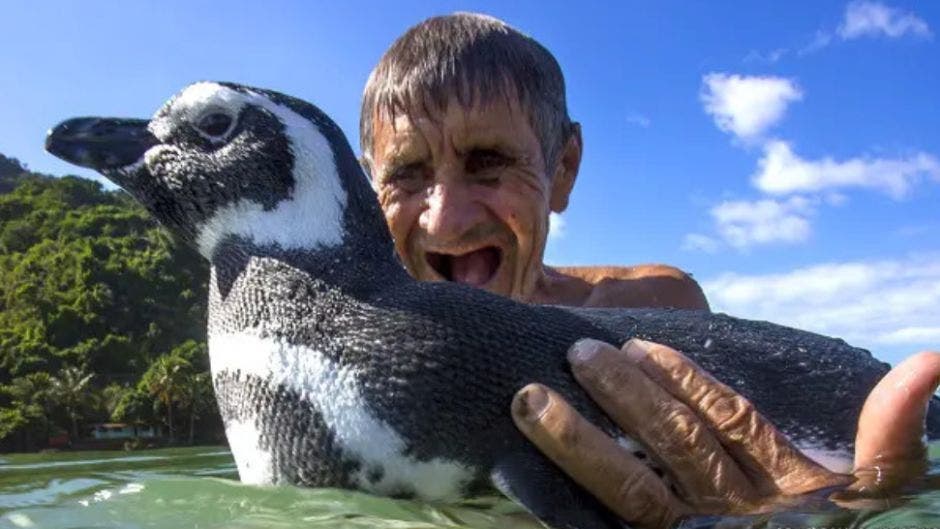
xmin=195 ymin=112 xmax=234 ymax=138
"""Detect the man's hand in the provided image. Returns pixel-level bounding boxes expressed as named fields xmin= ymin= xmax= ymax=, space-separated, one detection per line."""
xmin=510 ymin=338 xmax=940 ymax=529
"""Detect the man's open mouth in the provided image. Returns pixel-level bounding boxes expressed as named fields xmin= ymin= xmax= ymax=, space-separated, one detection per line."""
xmin=425 ymin=246 xmax=502 ymax=287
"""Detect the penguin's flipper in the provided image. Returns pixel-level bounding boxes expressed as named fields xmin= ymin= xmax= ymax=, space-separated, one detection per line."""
xmin=491 ymin=450 xmax=627 ymax=529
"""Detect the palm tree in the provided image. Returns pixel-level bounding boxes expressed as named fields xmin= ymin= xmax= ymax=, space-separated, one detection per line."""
xmin=50 ymin=366 xmax=93 ymax=440
xmin=100 ymin=383 xmax=130 ymax=420
xmin=179 ymin=371 xmax=213 ymax=445
xmin=142 ymin=354 xmax=191 ymax=443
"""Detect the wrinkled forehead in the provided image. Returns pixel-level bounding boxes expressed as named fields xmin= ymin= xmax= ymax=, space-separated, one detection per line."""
xmin=153 ymin=82 xmax=248 ymax=129
xmin=371 ymin=93 xmax=534 ymax=155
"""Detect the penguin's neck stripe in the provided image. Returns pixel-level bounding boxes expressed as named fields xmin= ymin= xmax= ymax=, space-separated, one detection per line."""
xmin=195 ymin=88 xmax=348 ymax=259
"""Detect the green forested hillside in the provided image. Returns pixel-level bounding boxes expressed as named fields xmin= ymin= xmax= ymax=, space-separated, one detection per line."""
xmin=0 ymin=153 xmax=221 ymax=451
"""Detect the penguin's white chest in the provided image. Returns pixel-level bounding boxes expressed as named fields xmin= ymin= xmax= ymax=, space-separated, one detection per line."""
xmin=208 ymin=331 xmax=474 ymax=500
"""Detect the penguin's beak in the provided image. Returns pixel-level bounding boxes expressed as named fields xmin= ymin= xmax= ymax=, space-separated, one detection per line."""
xmin=46 ymin=117 xmax=158 ymax=171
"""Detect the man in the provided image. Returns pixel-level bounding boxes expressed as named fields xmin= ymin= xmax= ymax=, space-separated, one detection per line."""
xmin=359 ymin=12 xmax=940 ymax=528
xmin=359 ymin=14 xmax=706 ymax=311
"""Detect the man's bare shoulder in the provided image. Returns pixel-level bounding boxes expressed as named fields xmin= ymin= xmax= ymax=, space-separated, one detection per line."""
xmin=550 ymin=264 xmax=710 ymax=310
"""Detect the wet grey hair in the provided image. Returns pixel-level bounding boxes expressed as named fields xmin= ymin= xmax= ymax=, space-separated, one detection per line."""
xmin=359 ymin=12 xmax=574 ymax=172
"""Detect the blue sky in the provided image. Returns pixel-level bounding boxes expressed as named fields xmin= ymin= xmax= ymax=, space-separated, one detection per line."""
xmin=1 ymin=1 xmax=937 ymax=364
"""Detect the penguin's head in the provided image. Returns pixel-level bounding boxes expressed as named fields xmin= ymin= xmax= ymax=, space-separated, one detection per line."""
xmin=46 ymin=81 xmax=379 ymax=260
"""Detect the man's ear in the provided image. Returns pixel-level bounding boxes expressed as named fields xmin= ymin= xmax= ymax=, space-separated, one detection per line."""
xmin=549 ymin=123 xmax=582 ymax=213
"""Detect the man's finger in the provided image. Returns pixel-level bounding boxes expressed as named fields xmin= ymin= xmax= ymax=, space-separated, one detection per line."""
xmin=852 ymin=351 xmax=940 ymax=486
xmin=568 ymin=339 xmax=756 ymax=506
xmin=511 ymin=383 xmax=688 ymax=529
xmin=624 ymin=338 xmax=850 ymax=495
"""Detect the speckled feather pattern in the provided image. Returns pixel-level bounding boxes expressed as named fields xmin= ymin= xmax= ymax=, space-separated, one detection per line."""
xmin=205 ymin=242 xmax=935 ymax=488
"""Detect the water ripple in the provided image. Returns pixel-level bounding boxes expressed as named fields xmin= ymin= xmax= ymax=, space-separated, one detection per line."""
xmin=0 ymin=456 xmax=167 ymax=472
xmin=0 ymin=478 xmax=108 ymax=509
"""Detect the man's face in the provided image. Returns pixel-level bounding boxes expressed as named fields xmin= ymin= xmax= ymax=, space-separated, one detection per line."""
xmin=369 ymin=96 xmax=566 ymax=300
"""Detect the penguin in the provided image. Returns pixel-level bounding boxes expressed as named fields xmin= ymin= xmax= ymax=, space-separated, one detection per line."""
xmin=47 ymin=81 xmax=940 ymax=529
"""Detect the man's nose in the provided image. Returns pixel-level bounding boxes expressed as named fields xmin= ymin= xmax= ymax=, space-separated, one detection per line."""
xmin=419 ymin=182 xmax=486 ymax=243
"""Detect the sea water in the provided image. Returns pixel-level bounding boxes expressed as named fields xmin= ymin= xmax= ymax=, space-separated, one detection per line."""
xmin=1 ymin=444 xmax=938 ymax=528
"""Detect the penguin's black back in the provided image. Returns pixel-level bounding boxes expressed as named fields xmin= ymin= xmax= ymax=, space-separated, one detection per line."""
xmin=356 ymin=275 xmax=934 ymax=457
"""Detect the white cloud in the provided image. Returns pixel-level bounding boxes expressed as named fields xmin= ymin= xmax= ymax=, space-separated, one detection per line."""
xmin=701 ymin=74 xmax=803 ymax=142
xmin=878 ymin=326 xmax=940 ymax=345
xmin=838 ymin=1 xmax=932 ymax=40
xmin=797 ymin=2 xmax=930 ymax=55
xmin=548 ymin=212 xmax=566 ymax=240
xmin=710 ymin=196 xmax=815 ymax=249
xmin=798 ymin=30 xmax=835 ymax=55
xmin=753 ymin=140 xmax=940 ymax=199
xmin=691 ymin=65 xmax=939 ymax=255
xmin=703 ymin=254 xmax=940 ymax=362
xmin=681 ymin=233 xmax=720 ymax=253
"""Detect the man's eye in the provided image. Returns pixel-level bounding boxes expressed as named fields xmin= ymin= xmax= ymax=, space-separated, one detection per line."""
xmin=387 ymin=164 xmax=428 ymax=193
xmin=466 ymin=149 xmax=512 ymax=176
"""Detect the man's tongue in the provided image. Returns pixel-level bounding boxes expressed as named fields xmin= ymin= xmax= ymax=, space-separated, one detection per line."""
xmin=449 ymin=247 xmax=500 ymax=286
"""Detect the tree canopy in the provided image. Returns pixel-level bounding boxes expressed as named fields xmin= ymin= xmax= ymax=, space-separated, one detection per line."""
xmin=0 ymin=153 xmax=221 ymax=451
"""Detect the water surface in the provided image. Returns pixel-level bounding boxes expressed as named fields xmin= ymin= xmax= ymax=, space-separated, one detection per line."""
xmin=1 ymin=445 xmax=938 ymax=528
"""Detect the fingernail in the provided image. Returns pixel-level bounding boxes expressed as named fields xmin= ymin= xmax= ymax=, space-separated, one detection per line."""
xmin=514 ymin=384 xmax=551 ymax=422
xmin=568 ymin=338 xmax=604 ymax=365
xmin=624 ymin=339 xmax=652 ymax=363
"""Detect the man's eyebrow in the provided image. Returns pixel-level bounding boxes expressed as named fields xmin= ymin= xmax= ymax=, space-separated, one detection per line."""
xmin=376 ymin=153 xmax=425 ymax=181
xmin=383 ymin=150 xmax=425 ymax=169
xmin=459 ymin=137 xmax=522 ymax=158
